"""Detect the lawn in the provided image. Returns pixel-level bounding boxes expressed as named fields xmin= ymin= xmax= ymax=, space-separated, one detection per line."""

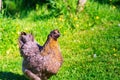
xmin=0 ymin=0 xmax=120 ymax=80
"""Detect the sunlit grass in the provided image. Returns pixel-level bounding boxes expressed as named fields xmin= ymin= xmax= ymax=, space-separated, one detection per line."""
xmin=0 ymin=0 xmax=120 ymax=80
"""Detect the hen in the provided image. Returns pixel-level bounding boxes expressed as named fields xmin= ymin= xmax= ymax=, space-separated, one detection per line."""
xmin=18 ymin=29 xmax=63 ymax=80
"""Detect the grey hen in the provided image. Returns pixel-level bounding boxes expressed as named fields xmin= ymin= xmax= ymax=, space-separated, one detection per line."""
xmin=19 ymin=32 xmax=43 ymax=80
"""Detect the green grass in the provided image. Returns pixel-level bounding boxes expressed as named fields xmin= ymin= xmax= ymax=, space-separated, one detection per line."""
xmin=0 ymin=0 xmax=120 ymax=80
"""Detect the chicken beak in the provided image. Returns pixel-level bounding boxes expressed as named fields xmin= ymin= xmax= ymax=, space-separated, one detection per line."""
xmin=57 ymin=33 xmax=60 ymax=37
xmin=54 ymin=33 xmax=60 ymax=39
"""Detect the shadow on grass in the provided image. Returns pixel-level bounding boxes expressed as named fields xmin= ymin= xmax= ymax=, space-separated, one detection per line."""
xmin=94 ymin=0 xmax=120 ymax=7
xmin=0 ymin=71 xmax=28 ymax=80
xmin=31 ymin=10 xmax=61 ymax=21
xmin=3 ymin=0 xmax=62 ymax=20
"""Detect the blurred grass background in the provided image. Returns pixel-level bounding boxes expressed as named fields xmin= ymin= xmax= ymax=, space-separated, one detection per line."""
xmin=0 ymin=0 xmax=120 ymax=80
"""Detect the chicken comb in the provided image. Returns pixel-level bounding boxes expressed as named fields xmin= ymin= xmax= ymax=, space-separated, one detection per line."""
xmin=21 ymin=32 xmax=26 ymax=35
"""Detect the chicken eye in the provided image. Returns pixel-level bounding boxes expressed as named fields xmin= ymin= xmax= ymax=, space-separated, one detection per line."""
xmin=53 ymin=32 xmax=56 ymax=34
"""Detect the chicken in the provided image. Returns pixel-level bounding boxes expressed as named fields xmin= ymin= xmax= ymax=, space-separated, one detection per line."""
xmin=18 ymin=32 xmax=43 ymax=80
xmin=18 ymin=29 xmax=63 ymax=80
xmin=40 ymin=29 xmax=63 ymax=75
